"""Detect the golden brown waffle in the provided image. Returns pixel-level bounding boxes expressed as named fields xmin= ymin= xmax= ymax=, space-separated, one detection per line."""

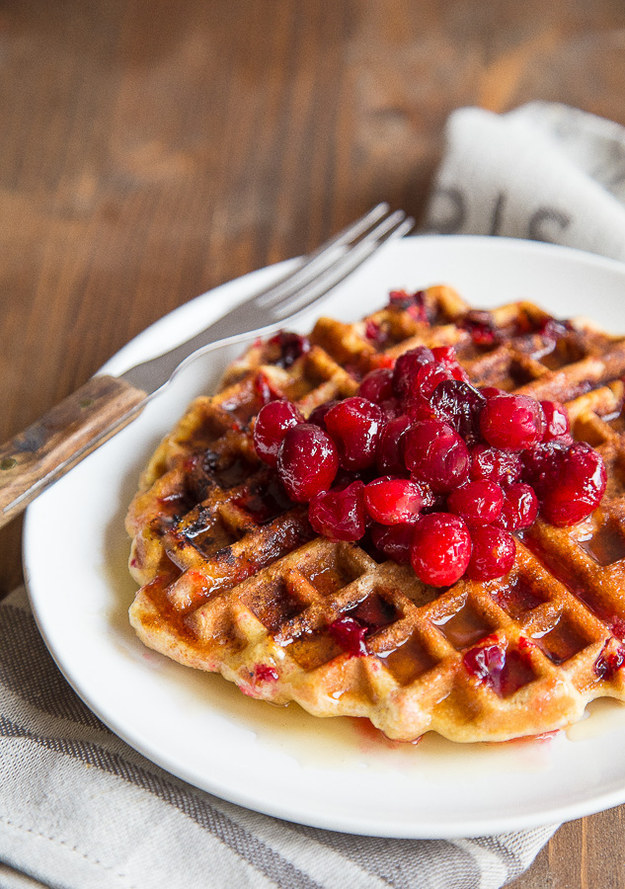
xmin=126 ymin=285 xmax=625 ymax=742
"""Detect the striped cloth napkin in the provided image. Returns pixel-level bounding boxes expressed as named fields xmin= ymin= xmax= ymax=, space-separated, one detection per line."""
xmin=4 ymin=100 xmax=625 ymax=888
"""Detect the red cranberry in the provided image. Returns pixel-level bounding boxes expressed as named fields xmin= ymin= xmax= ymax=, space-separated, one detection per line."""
xmin=413 ymin=362 xmax=454 ymax=399
xmin=392 ymin=346 xmax=435 ymax=398
xmin=364 ymin=477 xmax=423 ymax=525
xmin=540 ymin=442 xmax=607 ymax=526
xmin=480 ymin=394 xmax=546 ymax=450
xmin=376 ymin=414 xmax=412 ymax=474
xmin=370 ymin=522 xmax=414 ymax=563
xmin=541 ymin=400 xmax=572 ymax=443
xmin=480 ymin=386 xmax=506 ymax=399
xmin=430 ymin=379 xmax=486 ymax=443
xmin=253 ymin=400 xmax=304 ymax=466
xmin=465 ymin=525 xmax=516 ymax=581
xmin=328 ymin=616 xmax=368 ymax=657
xmin=410 ymin=512 xmax=472 ymax=587
xmin=447 ymin=480 xmax=504 ymax=526
xmin=404 ymin=419 xmax=470 ymax=492
xmin=594 ymin=640 xmax=625 ymax=680
xmin=470 ymin=444 xmax=523 ymax=485
xmin=308 ymin=480 xmax=366 ymax=541
xmin=268 ymin=331 xmax=310 ymax=368
xmin=431 ymin=345 xmax=470 ymax=381
xmin=521 ymin=441 xmax=569 ymax=497
xmin=358 ymin=368 xmax=394 ymax=404
xmin=403 ymin=391 xmax=438 ymax=422
xmin=462 ymin=311 xmax=498 ymax=347
xmin=324 ymin=397 xmax=385 ymax=471
xmin=496 ymin=483 xmax=538 ymax=531
xmin=463 ymin=640 xmax=505 ymax=686
xmin=277 ymin=423 xmax=338 ymax=502
xmin=308 ymin=399 xmax=339 ymax=430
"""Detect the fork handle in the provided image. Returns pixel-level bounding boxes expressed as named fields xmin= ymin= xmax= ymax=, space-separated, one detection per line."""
xmin=0 ymin=375 xmax=146 ymax=529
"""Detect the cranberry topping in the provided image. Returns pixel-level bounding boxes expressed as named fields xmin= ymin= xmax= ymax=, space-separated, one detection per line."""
xmin=413 ymin=362 xmax=454 ymax=399
xmin=461 ymin=310 xmax=498 ymax=347
xmin=447 ymin=480 xmax=504 ymax=526
xmin=496 ymin=483 xmax=538 ymax=531
xmin=430 ymin=379 xmax=486 ymax=443
xmin=324 ymin=397 xmax=385 ymax=471
xmin=480 ymin=394 xmax=546 ymax=450
xmin=388 ymin=289 xmax=428 ymax=322
xmin=328 ymin=615 xmax=368 ymax=657
xmin=268 ymin=331 xmax=310 ymax=368
xmin=463 ymin=640 xmax=505 ymax=686
xmin=465 ymin=525 xmax=516 ymax=581
xmin=594 ymin=639 xmax=625 ymax=680
xmin=404 ymin=419 xmax=470 ymax=492
xmin=254 ymin=664 xmax=279 ymax=682
xmin=410 ymin=512 xmax=472 ymax=587
xmin=392 ymin=346 xmax=435 ymax=398
xmin=358 ymin=368 xmax=395 ymax=404
xmin=308 ymin=481 xmax=366 ymax=541
xmin=470 ymin=444 xmax=523 ymax=485
xmin=370 ymin=522 xmax=414 ymax=563
xmin=540 ymin=442 xmax=607 ymax=526
xmin=364 ymin=319 xmax=389 ymax=348
xmin=308 ymin=399 xmax=339 ymax=430
xmin=253 ymin=400 xmax=304 ymax=466
xmin=364 ymin=477 xmax=423 ymax=525
xmin=277 ymin=423 xmax=338 ymax=502
xmin=431 ymin=346 xmax=470 ymax=381
xmin=376 ymin=414 xmax=412 ymax=474
xmin=541 ymin=400 xmax=572 ymax=442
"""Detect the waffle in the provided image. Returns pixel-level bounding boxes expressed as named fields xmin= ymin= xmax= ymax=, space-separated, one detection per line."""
xmin=126 ymin=285 xmax=625 ymax=742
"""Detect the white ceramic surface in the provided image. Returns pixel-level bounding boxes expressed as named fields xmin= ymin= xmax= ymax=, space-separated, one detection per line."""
xmin=23 ymin=236 xmax=625 ymax=838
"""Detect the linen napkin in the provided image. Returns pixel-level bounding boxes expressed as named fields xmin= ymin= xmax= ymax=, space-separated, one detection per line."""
xmin=4 ymin=100 xmax=625 ymax=889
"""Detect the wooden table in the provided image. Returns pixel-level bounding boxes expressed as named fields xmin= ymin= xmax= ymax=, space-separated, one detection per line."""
xmin=2 ymin=2 xmax=625 ymax=884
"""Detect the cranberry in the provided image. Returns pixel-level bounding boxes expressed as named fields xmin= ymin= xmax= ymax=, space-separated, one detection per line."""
xmin=521 ymin=441 xmax=569 ymax=497
xmin=364 ymin=477 xmax=423 ymax=525
xmin=496 ymin=483 xmax=538 ymax=531
xmin=541 ymin=400 xmax=572 ymax=443
xmin=308 ymin=399 xmax=339 ymax=430
xmin=463 ymin=640 xmax=505 ymax=686
xmin=328 ymin=615 xmax=368 ymax=657
xmin=465 ymin=525 xmax=516 ymax=581
xmin=447 ymin=480 xmax=504 ymax=526
xmin=430 ymin=379 xmax=486 ymax=443
xmin=410 ymin=512 xmax=472 ymax=586
xmin=389 ymin=289 xmax=427 ymax=320
xmin=308 ymin=480 xmax=366 ymax=540
xmin=404 ymin=419 xmax=470 ymax=492
xmin=480 ymin=386 xmax=506 ymax=399
xmin=376 ymin=414 xmax=412 ymax=474
xmin=403 ymin=391 xmax=438 ymax=422
xmin=470 ymin=444 xmax=523 ymax=485
xmin=431 ymin=345 xmax=469 ymax=381
xmin=462 ymin=310 xmax=498 ymax=347
xmin=358 ymin=368 xmax=394 ymax=404
xmin=253 ymin=400 xmax=304 ymax=466
xmin=364 ymin=319 xmax=389 ymax=348
xmin=594 ymin=639 xmax=625 ymax=680
xmin=324 ymin=397 xmax=385 ymax=471
xmin=392 ymin=346 xmax=435 ymax=398
xmin=370 ymin=522 xmax=414 ymax=563
xmin=268 ymin=331 xmax=310 ymax=368
xmin=480 ymin=394 xmax=546 ymax=450
xmin=414 ymin=362 xmax=454 ymax=399
xmin=540 ymin=442 xmax=607 ymax=526
xmin=277 ymin=423 xmax=338 ymax=502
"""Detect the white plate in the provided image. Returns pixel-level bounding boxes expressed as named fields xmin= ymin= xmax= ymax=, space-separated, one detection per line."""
xmin=23 ymin=235 xmax=625 ymax=838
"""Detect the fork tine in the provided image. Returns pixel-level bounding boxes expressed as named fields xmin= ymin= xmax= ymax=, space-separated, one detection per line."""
xmin=269 ymin=210 xmax=414 ymax=321
xmin=256 ymin=202 xmax=393 ymax=310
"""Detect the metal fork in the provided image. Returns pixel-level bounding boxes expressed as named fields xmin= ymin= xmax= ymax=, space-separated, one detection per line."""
xmin=0 ymin=203 xmax=413 ymax=526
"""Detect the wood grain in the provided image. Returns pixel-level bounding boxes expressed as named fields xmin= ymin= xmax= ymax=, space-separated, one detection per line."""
xmin=2 ymin=0 xmax=625 ymax=883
